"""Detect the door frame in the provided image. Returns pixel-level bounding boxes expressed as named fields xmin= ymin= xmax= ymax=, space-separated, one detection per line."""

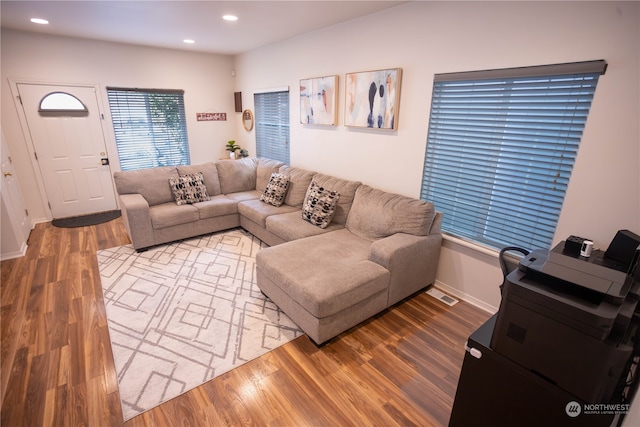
xmin=1 ymin=130 xmax=33 ymax=260
xmin=9 ymin=79 xmax=118 ymax=220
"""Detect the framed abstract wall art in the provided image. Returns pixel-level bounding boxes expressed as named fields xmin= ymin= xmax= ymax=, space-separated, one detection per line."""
xmin=300 ymin=75 xmax=338 ymax=126
xmin=345 ymin=68 xmax=402 ymax=130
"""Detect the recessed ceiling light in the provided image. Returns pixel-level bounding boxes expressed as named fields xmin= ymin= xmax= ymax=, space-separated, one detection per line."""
xmin=223 ymin=15 xmax=238 ymax=21
xmin=30 ymin=18 xmax=49 ymax=25
xmin=183 ymin=39 xmax=195 ymax=44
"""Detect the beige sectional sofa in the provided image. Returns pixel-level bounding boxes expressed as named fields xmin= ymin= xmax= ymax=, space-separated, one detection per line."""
xmin=113 ymin=157 xmax=442 ymax=344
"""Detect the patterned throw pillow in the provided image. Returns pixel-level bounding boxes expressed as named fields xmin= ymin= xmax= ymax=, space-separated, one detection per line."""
xmin=301 ymin=181 xmax=340 ymax=228
xmin=169 ymin=172 xmax=210 ymax=205
xmin=260 ymin=173 xmax=290 ymax=207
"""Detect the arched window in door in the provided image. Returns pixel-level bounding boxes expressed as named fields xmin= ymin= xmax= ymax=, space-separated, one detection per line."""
xmin=39 ymin=92 xmax=88 ymax=113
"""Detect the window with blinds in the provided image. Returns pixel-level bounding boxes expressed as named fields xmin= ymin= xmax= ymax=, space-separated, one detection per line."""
xmin=420 ymin=60 xmax=607 ymax=251
xmin=107 ymin=87 xmax=190 ymax=171
xmin=254 ymin=90 xmax=290 ymax=164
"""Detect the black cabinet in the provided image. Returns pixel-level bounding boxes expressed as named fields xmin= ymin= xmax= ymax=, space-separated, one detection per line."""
xmin=449 ymin=316 xmax=616 ymax=427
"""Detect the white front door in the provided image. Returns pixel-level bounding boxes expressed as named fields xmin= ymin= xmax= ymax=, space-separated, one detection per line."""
xmin=16 ymin=83 xmax=117 ymax=218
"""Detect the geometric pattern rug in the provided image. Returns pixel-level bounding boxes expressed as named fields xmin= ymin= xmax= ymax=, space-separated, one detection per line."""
xmin=96 ymin=228 xmax=304 ymax=421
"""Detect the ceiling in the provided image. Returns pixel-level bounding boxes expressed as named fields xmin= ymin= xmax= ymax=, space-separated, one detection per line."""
xmin=1 ymin=1 xmax=406 ymax=55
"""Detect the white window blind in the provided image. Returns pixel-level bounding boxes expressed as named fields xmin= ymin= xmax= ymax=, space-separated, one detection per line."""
xmin=421 ymin=60 xmax=606 ymax=251
xmin=107 ymin=87 xmax=190 ymax=171
xmin=254 ymin=90 xmax=290 ymax=164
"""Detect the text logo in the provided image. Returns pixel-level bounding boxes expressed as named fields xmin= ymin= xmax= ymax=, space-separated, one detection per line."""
xmin=566 ymin=401 xmax=581 ymax=418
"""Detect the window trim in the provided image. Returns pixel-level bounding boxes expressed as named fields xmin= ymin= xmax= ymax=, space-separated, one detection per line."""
xmin=434 ymin=60 xmax=607 ymax=82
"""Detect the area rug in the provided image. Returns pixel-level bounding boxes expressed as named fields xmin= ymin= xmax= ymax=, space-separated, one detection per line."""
xmin=52 ymin=209 xmax=121 ymax=228
xmin=96 ymin=228 xmax=304 ymax=421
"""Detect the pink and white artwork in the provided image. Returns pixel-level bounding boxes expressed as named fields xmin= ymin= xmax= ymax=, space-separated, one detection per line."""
xmin=345 ymin=68 xmax=402 ymax=130
xmin=300 ymin=75 xmax=338 ymax=126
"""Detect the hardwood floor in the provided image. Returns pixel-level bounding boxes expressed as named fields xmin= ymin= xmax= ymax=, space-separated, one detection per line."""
xmin=1 ymin=219 xmax=490 ymax=426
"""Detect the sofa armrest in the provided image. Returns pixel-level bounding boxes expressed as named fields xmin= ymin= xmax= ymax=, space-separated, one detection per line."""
xmin=430 ymin=211 xmax=443 ymax=234
xmin=369 ymin=232 xmax=443 ymax=306
xmin=118 ymin=193 xmax=155 ymax=250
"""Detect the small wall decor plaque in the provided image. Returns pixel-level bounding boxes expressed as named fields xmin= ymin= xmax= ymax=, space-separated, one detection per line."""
xmin=345 ymin=68 xmax=402 ymax=130
xmin=197 ymin=112 xmax=227 ymax=121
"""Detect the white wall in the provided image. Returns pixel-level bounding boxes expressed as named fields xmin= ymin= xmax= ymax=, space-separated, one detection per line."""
xmin=1 ymin=30 xmax=239 ymax=221
xmin=233 ymin=1 xmax=640 ymax=311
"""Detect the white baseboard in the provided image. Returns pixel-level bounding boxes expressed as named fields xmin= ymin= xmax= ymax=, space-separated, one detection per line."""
xmin=433 ymin=280 xmax=499 ymax=314
xmin=1 ymin=242 xmax=27 ymax=261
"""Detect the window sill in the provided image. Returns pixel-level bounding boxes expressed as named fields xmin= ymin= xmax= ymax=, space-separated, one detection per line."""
xmin=442 ymin=233 xmax=500 ymax=258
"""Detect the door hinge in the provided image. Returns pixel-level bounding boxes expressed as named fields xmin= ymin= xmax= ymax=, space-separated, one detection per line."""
xmin=8 ymin=156 xmax=12 ymax=164
xmin=25 ymin=209 xmax=29 ymax=217
xmin=47 ymin=202 xmax=51 ymax=210
xmin=101 ymin=113 xmax=105 ymax=120
xmin=17 ymin=95 xmax=22 ymax=105
xmin=34 ymin=152 xmax=38 ymax=161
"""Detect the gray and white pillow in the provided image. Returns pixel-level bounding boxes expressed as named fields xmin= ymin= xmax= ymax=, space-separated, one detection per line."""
xmin=260 ymin=172 xmax=290 ymax=207
xmin=169 ymin=172 xmax=210 ymax=205
xmin=301 ymin=181 xmax=340 ymax=228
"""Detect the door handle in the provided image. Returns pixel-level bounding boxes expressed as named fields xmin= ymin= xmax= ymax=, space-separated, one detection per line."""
xmin=3 ymin=172 xmax=12 ymax=177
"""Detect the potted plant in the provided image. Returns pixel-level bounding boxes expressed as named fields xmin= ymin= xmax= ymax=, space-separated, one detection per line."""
xmin=225 ymin=140 xmax=240 ymax=159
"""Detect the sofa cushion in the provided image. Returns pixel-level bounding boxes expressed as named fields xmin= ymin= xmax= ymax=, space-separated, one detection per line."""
xmin=177 ymin=162 xmax=222 ymax=196
xmin=346 ymin=185 xmax=436 ymax=240
xmin=310 ymin=173 xmax=361 ymax=225
xmin=169 ymin=172 xmax=210 ymax=205
xmin=224 ymin=190 xmax=261 ymax=202
xmin=260 ymin=173 xmax=290 ymax=207
xmin=113 ymin=166 xmax=178 ymax=206
xmin=256 ymin=158 xmax=286 ymax=193
xmin=194 ymin=195 xmax=238 ymax=219
xmin=149 ymin=202 xmax=200 ymax=229
xmin=278 ymin=165 xmax=316 ymax=207
xmin=256 ymin=229 xmax=390 ymax=318
xmin=301 ymin=181 xmax=340 ymax=229
xmin=238 ymin=199 xmax=299 ymax=228
xmin=216 ymin=157 xmax=258 ymax=194
xmin=266 ymin=211 xmax=343 ymax=242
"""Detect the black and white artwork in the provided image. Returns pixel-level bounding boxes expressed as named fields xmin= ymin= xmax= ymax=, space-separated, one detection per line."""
xmin=345 ymin=68 xmax=402 ymax=130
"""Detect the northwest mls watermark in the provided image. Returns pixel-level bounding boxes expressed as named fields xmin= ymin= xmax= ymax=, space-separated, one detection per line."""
xmin=565 ymin=401 xmax=630 ymax=418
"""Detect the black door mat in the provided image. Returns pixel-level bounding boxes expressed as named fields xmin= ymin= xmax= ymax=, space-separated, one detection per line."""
xmin=52 ymin=210 xmax=121 ymax=228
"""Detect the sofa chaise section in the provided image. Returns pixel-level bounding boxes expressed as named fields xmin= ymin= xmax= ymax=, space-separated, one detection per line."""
xmin=256 ymin=229 xmax=391 ymax=344
xmin=256 ymin=185 xmax=442 ymax=344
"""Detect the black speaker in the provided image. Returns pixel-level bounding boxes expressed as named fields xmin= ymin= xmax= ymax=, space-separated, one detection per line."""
xmin=234 ymin=92 xmax=242 ymax=113
xmin=564 ymin=235 xmax=586 ymax=255
xmin=605 ymin=229 xmax=640 ymax=273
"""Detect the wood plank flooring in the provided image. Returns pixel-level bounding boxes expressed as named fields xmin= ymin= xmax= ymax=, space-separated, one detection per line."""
xmin=1 ymin=219 xmax=490 ymax=426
